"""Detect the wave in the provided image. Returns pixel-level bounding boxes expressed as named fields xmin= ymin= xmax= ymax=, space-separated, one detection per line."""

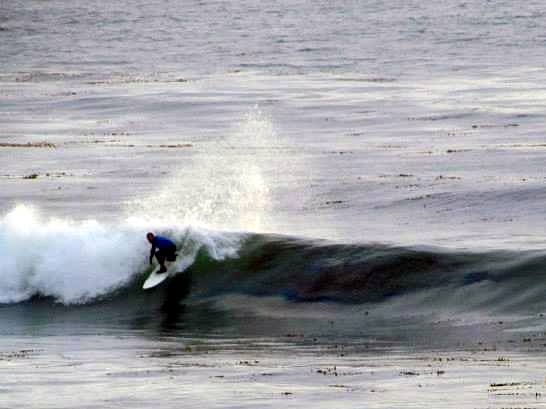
xmin=2 ymin=205 xmax=546 ymax=318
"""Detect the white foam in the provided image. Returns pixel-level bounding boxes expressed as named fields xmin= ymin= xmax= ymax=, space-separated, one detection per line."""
xmin=0 ymin=205 xmax=242 ymax=305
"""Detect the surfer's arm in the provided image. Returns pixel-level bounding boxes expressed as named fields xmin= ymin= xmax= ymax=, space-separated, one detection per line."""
xmin=149 ymin=245 xmax=156 ymax=264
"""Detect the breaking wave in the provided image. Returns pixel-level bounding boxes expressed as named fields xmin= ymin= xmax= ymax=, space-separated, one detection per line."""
xmin=2 ymin=205 xmax=546 ymax=319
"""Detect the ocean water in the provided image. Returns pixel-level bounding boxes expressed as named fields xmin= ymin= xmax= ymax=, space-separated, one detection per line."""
xmin=2 ymin=1 xmax=546 ymax=407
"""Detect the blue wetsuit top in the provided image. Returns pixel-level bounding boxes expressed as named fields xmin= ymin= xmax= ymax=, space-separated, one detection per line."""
xmin=152 ymin=235 xmax=176 ymax=250
xmin=149 ymin=235 xmax=176 ymax=262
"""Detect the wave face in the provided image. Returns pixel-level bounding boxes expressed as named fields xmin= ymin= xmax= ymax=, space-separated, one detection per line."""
xmin=187 ymin=236 xmax=546 ymax=315
xmin=3 ymin=205 xmax=546 ymax=319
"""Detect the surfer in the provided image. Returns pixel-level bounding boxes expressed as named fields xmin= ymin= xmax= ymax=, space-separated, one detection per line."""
xmin=146 ymin=232 xmax=177 ymax=273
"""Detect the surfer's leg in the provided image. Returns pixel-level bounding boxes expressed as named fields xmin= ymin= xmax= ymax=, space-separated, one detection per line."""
xmin=155 ymin=250 xmax=167 ymax=273
xmin=166 ymin=244 xmax=177 ymax=262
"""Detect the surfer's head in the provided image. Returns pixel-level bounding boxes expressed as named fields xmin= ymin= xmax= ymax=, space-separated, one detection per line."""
xmin=146 ymin=232 xmax=155 ymax=243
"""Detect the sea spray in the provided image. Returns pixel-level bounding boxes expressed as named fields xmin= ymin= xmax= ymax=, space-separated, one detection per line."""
xmin=125 ymin=108 xmax=276 ymax=232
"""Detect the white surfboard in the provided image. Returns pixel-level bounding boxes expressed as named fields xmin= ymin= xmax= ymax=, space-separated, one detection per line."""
xmin=143 ymin=261 xmax=176 ymax=290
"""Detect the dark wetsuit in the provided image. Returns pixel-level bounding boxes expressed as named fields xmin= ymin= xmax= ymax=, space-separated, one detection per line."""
xmin=149 ymin=235 xmax=177 ymax=266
